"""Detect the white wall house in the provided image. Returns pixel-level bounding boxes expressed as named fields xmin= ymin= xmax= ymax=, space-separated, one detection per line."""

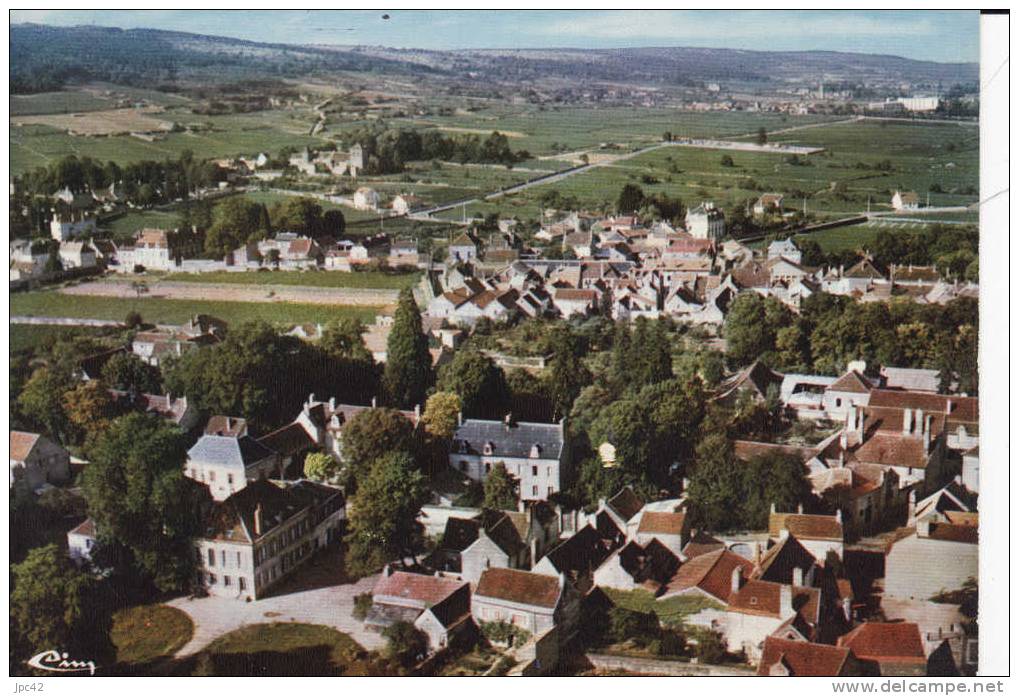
xmin=685 ymin=202 xmax=726 ymax=240
xmin=185 ymin=431 xmax=280 ymax=501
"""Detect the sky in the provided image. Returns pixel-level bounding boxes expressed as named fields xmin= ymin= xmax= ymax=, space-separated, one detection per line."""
xmin=10 ymin=10 xmax=980 ymax=63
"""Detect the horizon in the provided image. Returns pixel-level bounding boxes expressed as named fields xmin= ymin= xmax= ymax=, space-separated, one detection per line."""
xmin=10 ymin=10 xmax=980 ymax=64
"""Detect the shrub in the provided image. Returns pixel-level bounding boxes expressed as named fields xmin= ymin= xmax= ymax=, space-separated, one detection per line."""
xmin=382 ymin=621 xmax=428 ymax=666
xmin=607 ymin=606 xmax=660 ymax=647
xmin=480 ymin=620 xmax=530 ymax=647
xmin=352 ymin=592 xmax=373 ymax=621
xmin=692 ymin=629 xmax=727 ymax=664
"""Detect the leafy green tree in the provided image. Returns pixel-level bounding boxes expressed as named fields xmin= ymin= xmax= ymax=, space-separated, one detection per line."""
xmin=755 ymin=127 xmax=768 ymax=146
xmin=17 ymin=367 xmax=72 ymax=443
xmin=483 ymin=463 xmax=518 ymax=510
xmin=101 ymin=351 xmax=162 ymax=394
xmin=437 ymin=349 xmax=509 ymax=419
xmin=81 ymin=413 xmax=210 ymax=592
xmin=589 ymin=398 xmax=656 ymax=494
xmin=62 ymin=380 xmax=119 ymax=447
xmin=11 ymin=545 xmax=114 ymax=667
xmin=422 ymin=391 xmax=461 ymax=440
xmin=724 ymin=292 xmax=772 ymax=366
xmin=607 ymin=606 xmax=661 ymax=647
xmin=304 ymin=451 xmax=341 ymax=484
xmin=383 ymin=289 xmax=434 ymax=408
xmin=204 ymin=197 xmax=267 ymax=257
xmin=740 ymin=452 xmax=814 ymax=529
xmin=346 ymin=452 xmax=428 ymax=577
xmin=340 ymin=407 xmax=416 ymax=488
xmin=382 ymin=621 xmax=428 ymax=667
xmin=544 ymin=325 xmax=591 ymax=420
xmin=320 ymin=317 xmax=373 ymax=364
xmin=617 ymin=183 xmax=645 ymax=214
xmin=270 ymin=197 xmax=325 ymax=238
xmin=44 ymin=247 xmax=63 ymax=274
xmin=685 ymin=411 xmax=745 ymax=531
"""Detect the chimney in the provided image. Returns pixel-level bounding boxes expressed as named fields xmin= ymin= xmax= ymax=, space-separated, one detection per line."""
xmin=770 ymin=502 xmax=777 ymax=515
xmin=792 ymin=566 xmax=804 ymax=587
xmin=504 ymin=413 xmax=514 ymax=430
xmin=371 ymin=396 xmax=377 ymax=408
xmin=780 ymin=584 xmax=794 ymax=616
xmin=329 ymin=396 xmax=336 ymax=411
xmin=915 ymin=409 xmax=925 ymax=437
xmin=917 ymin=517 xmax=932 ymax=538
xmin=797 ymin=503 xmax=804 ymax=515
xmin=842 ymin=596 xmax=852 ymax=622
xmin=254 ymin=503 xmax=263 ymax=536
xmin=731 ymin=566 xmax=744 ymax=595
xmin=414 ymin=403 xmax=421 ymax=424
xmin=923 ymin=414 xmax=932 ymax=451
xmin=457 ymin=411 xmax=463 ymax=427
xmin=907 ymin=489 xmax=917 ymax=520
xmin=753 ymin=542 xmax=762 ymax=568
xmin=518 ymin=498 xmax=526 ymax=513
xmin=902 ymin=408 xmax=913 ymax=435
xmin=835 ymin=509 xmax=843 ymax=525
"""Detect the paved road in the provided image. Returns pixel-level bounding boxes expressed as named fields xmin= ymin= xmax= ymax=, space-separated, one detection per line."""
xmin=167 ymin=548 xmax=385 ymax=657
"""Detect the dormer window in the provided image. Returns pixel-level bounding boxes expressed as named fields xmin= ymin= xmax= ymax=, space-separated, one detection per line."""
xmin=483 ymin=441 xmax=494 ymax=455
xmin=530 ymin=444 xmax=542 ymax=458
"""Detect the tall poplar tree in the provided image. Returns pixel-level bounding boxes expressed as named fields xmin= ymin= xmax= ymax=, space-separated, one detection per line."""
xmin=383 ymin=289 xmax=434 ymax=408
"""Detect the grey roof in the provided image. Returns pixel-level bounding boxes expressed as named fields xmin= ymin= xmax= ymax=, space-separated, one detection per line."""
xmin=188 ymin=434 xmax=276 ymax=469
xmin=452 ymin=419 xmax=564 ymax=460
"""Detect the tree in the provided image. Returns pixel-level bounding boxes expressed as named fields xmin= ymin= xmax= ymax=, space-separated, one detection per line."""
xmin=724 ymin=292 xmax=772 ymax=367
xmin=304 ymin=451 xmax=341 ymax=484
xmin=685 ymin=412 xmax=745 ymax=531
xmin=320 ymin=317 xmax=373 ymax=364
xmin=205 ymin=197 xmax=267 ymax=257
xmin=720 ymin=154 xmax=735 ymax=167
xmin=740 ymin=452 xmax=814 ymax=529
xmin=544 ymin=325 xmax=591 ymax=420
xmin=382 ymin=621 xmax=428 ymax=667
xmin=340 ymin=407 xmax=416 ymax=488
xmin=17 ymin=367 xmax=72 ymax=444
xmin=62 ymin=380 xmax=119 ymax=446
xmin=662 ymin=131 xmax=673 ymax=142
xmin=346 ymin=451 xmax=428 ymax=577
xmin=483 ymin=463 xmax=518 ymax=510
xmin=270 ymin=197 xmax=326 ymax=238
xmin=589 ymin=398 xmax=656 ymax=495
xmin=617 ymin=183 xmax=645 ymax=214
xmin=11 ymin=545 xmax=114 ymax=666
xmin=422 ymin=391 xmax=462 ymax=440
xmin=322 ymin=209 xmax=346 ymax=237
xmin=101 ymin=352 xmax=162 ymax=394
xmin=755 ymin=127 xmax=768 ymax=146
xmin=81 ymin=413 xmax=210 ymax=592
xmin=383 ymin=288 xmax=434 ymax=408
xmin=436 ymin=349 xmax=509 ymax=419
xmin=45 ymin=247 xmax=63 ymax=274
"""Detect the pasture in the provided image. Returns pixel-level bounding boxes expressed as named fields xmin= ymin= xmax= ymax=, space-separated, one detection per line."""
xmin=9 ymin=291 xmax=385 ymax=328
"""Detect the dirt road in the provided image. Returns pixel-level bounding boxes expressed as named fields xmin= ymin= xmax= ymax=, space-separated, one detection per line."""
xmin=61 ymin=279 xmax=399 ymax=308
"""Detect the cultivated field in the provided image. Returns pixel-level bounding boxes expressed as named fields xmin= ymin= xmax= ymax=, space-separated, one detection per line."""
xmin=161 ymin=269 xmax=421 ymax=290
xmin=12 ymin=106 xmax=175 ymax=136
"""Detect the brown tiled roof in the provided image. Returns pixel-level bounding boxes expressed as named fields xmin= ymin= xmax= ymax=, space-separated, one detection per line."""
xmin=769 ymin=512 xmax=844 ymax=541
xmin=661 ymin=549 xmax=754 ymax=602
xmin=372 ymin=570 xmax=467 ymax=608
xmin=837 ymin=622 xmax=927 ymax=663
xmin=69 ymin=517 xmax=97 ymax=538
xmin=854 ymin=433 xmax=928 ymax=469
xmin=554 ymin=288 xmax=598 ymax=302
xmin=637 ymin=511 xmax=687 ymax=536
xmin=682 ymin=531 xmax=725 ymax=559
xmin=204 ymin=415 xmax=247 ymax=437
xmin=829 ymin=370 xmax=873 ymax=394
xmin=10 ymin=431 xmax=40 ymax=461
xmin=867 ymin=390 xmax=978 ymax=426
xmin=926 ymin=522 xmax=979 ymax=545
xmin=728 ymin=579 xmax=820 ymax=623
xmin=257 ymin=422 xmax=316 ymax=458
xmin=475 ymin=567 xmax=561 ymax=608
xmin=606 ymin=487 xmax=644 ymax=523
xmin=758 ymin=637 xmax=852 ymax=676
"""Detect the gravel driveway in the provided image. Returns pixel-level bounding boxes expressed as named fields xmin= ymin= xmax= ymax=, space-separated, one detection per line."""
xmin=166 ymin=547 xmax=385 ymax=656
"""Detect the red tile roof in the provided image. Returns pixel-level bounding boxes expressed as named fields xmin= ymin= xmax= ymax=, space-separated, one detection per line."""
xmin=661 ymin=549 xmax=753 ymax=603
xmin=829 ymin=370 xmax=873 ymax=394
xmin=837 ymin=622 xmax=927 ymax=664
xmin=758 ymin=637 xmax=852 ymax=676
xmin=728 ymin=579 xmax=820 ymax=623
xmin=637 ymin=511 xmax=687 ymax=536
xmin=372 ymin=570 xmax=468 ymax=608
xmin=10 ymin=431 xmax=40 ymax=461
xmin=853 ymin=433 xmax=928 ymax=469
xmin=474 ymin=567 xmax=561 ymax=608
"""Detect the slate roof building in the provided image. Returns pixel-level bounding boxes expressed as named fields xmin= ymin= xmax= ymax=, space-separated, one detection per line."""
xmin=186 ymin=426 xmax=280 ymax=501
xmin=450 ymin=417 xmax=567 ymax=502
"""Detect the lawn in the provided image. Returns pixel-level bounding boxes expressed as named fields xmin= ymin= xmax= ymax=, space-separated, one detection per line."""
xmin=603 ymin=588 xmax=725 ymax=627
xmin=162 ymin=268 xmax=422 ymax=290
xmin=9 ymin=323 xmax=122 ymax=355
xmin=111 ymin=605 xmax=195 ymax=665
xmin=101 ymin=208 xmax=182 ymax=240
xmin=10 ymin=291 xmax=385 ymax=327
xmin=193 ymin=623 xmax=385 ymax=676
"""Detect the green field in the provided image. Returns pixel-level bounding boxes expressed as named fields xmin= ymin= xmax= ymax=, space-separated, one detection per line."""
xmin=434 ymin=119 xmax=980 ymax=225
xmin=9 ymin=323 xmax=121 ymax=354
xmin=793 ymin=219 xmax=961 ymax=253
xmin=163 ymin=269 xmax=421 ymax=290
xmin=10 ymin=90 xmax=117 ymax=116
xmin=102 ymin=208 xmax=183 ymax=239
xmin=602 ymin=588 xmax=725 ymax=627
xmin=112 ymin=605 xmax=195 ymax=665
xmin=10 ymin=291 xmax=385 ymax=327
